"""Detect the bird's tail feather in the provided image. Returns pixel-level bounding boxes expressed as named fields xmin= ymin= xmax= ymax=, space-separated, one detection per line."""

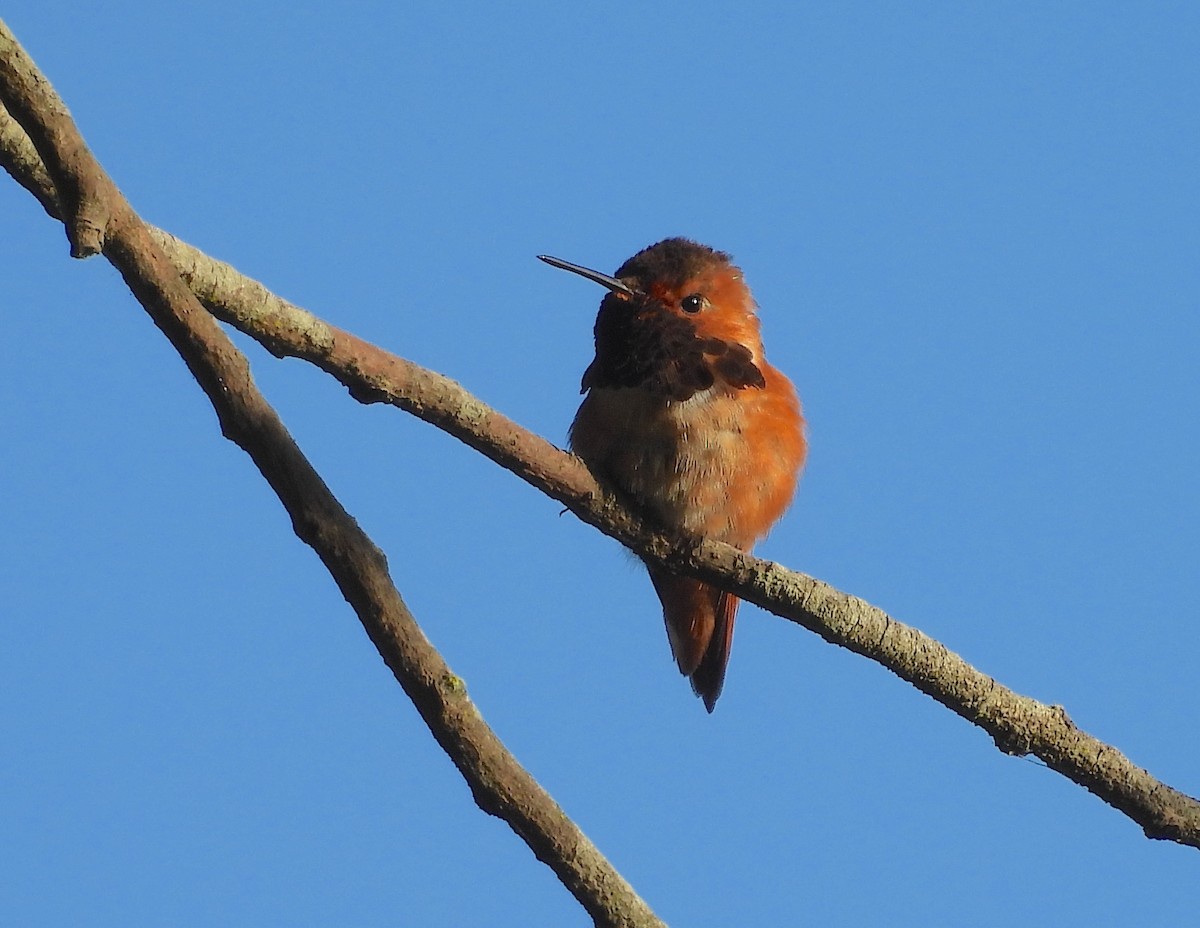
xmin=648 ymin=569 xmax=739 ymax=712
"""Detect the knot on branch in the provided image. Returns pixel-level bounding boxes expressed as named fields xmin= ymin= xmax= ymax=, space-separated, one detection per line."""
xmin=67 ymin=207 xmax=106 ymax=258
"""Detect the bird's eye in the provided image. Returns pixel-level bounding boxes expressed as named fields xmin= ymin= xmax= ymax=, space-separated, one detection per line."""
xmin=681 ymin=293 xmax=705 ymax=314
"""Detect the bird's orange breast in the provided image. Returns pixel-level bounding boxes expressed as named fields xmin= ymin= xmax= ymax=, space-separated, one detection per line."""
xmin=570 ymin=359 xmax=804 ymax=549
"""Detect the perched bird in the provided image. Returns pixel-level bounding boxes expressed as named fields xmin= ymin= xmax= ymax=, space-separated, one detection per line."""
xmin=539 ymin=238 xmax=806 ymax=711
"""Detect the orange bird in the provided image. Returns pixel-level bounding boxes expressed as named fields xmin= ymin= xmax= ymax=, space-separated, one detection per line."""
xmin=539 ymin=238 xmax=806 ymax=711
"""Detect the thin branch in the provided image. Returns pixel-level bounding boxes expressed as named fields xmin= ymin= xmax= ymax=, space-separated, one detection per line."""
xmin=0 ymin=27 xmax=105 ymax=255
xmin=0 ymin=20 xmax=664 ymax=928
xmin=2 ymin=25 xmax=1197 ymax=851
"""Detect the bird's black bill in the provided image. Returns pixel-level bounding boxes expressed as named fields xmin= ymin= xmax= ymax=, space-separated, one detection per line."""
xmin=537 ymin=254 xmax=636 ymax=298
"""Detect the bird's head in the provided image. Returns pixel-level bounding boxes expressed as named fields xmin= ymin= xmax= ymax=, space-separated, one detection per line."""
xmin=539 ymin=238 xmax=766 ymax=400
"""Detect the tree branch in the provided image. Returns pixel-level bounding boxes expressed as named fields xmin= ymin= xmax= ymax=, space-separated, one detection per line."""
xmin=0 ymin=20 xmax=664 ymax=928
xmin=2 ymin=20 xmax=1197 ymax=854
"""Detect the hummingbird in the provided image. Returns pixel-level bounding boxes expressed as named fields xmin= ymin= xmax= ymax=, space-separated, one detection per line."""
xmin=539 ymin=238 xmax=806 ymax=711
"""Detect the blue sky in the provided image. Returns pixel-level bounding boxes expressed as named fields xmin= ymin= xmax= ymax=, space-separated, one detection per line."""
xmin=2 ymin=3 xmax=1198 ymax=925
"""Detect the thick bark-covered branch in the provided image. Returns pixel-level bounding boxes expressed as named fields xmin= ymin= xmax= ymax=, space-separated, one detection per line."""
xmin=0 ymin=20 xmax=663 ymax=928
xmin=2 ymin=22 xmax=1197 ymax=853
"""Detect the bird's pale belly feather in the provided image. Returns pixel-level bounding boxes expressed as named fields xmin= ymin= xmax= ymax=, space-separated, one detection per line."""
xmin=571 ymin=384 xmax=792 ymax=548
